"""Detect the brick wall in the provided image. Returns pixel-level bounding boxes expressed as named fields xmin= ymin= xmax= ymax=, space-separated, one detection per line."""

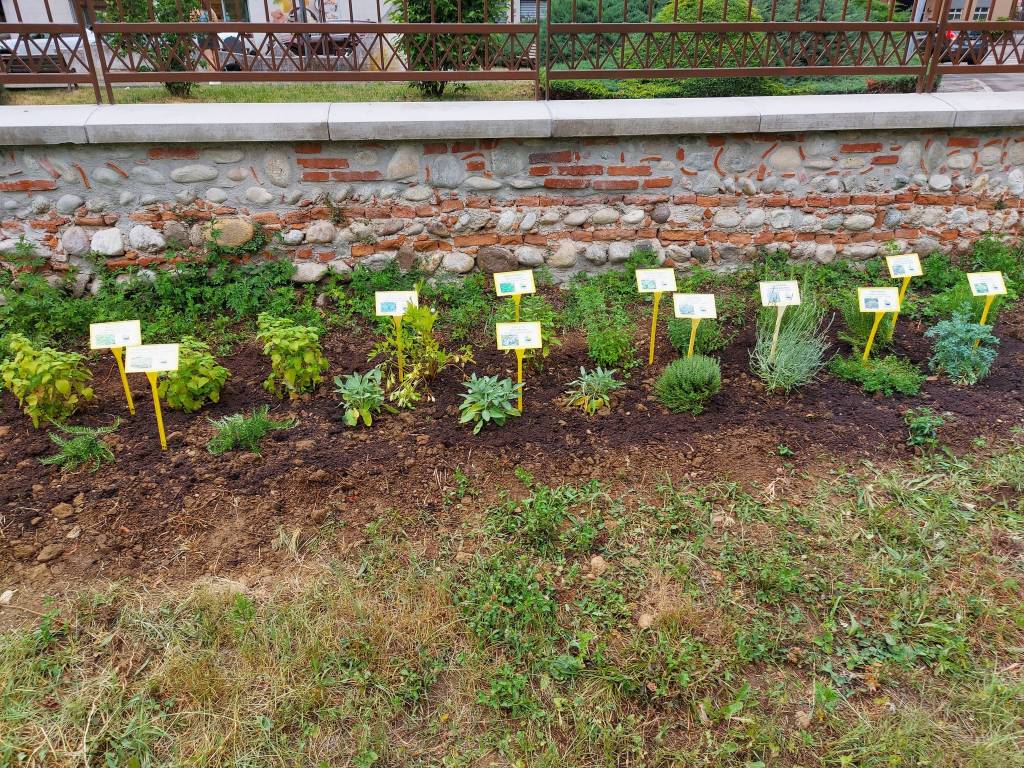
xmin=1 ymin=128 xmax=1021 ymax=292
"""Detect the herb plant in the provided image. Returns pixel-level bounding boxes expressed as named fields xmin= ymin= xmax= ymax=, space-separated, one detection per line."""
xmin=40 ymin=419 xmax=119 ymax=473
xmin=750 ymin=299 xmax=829 ymax=393
xmin=158 ymin=336 xmax=230 ymax=412
xmin=494 ymin=293 xmax=561 ymax=369
xmin=371 ymin=305 xmax=472 ymax=408
xmin=0 ymin=333 xmax=93 ymax=427
xmin=334 ymin=368 xmax=385 ymax=427
xmin=256 ymin=313 xmax=329 ymax=399
xmin=206 ymin=406 xmax=296 ymax=455
xmin=655 ymin=355 xmax=722 ymax=415
xmin=666 ymin=317 xmax=727 ymax=356
xmin=458 ymin=374 xmax=521 ymax=434
xmin=905 ymin=407 xmax=944 ymax=450
xmin=830 ymin=355 xmax=924 ymax=396
xmin=925 ymin=310 xmax=999 ymax=385
xmin=565 ymin=367 xmax=623 ymax=415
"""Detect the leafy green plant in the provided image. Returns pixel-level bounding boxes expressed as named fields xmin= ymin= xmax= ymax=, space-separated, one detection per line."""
xmin=494 ymin=293 xmax=561 ymax=369
xmin=458 ymin=374 xmax=521 ymax=434
xmin=655 ymin=355 xmax=722 ymax=415
xmin=256 ymin=314 xmax=329 ymax=399
xmin=424 ymin=272 xmax=493 ymax=342
xmin=667 ymin=317 xmax=727 ymax=356
xmin=925 ymin=310 xmax=999 ymax=385
xmin=836 ymin=291 xmax=892 ymax=354
xmin=572 ymin=282 xmax=635 ymax=369
xmin=39 ymin=419 xmax=119 ymax=472
xmin=477 ymin=664 xmax=537 ymax=718
xmin=157 ymin=336 xmax=229 ymax=412
xmin=371 ymin=304 xmax=472 ymax=408
xmin=565 ymin=366 xmax=624 ymax=415
xmin=0 ymin=333 xmax=93 ymax=427
xmin=750 ymin=298 xmax=830 ymax=392
xmin=905 ymin=407 xmax=944 ymax=450
xmin=206 ymin=406 xmax=296 ymax=455
xmin=830 ymin=355 xmax=924 ymax=396
xmin=334 ymin=368 xmax=385 ymax=427
xmin=5 ymin=236 xmax=45 ymax=268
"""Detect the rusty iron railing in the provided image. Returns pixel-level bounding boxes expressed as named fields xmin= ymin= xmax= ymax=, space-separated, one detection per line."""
xmin=1 ymin=0 xmax=1023 ymax=102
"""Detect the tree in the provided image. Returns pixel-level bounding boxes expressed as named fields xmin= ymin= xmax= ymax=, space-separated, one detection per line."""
xmin=390 ymin=0 xmax=511 ymax=97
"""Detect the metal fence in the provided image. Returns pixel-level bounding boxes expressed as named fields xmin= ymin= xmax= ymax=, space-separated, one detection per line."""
xmin=1 ymin=0 xmax=1023 ymax=101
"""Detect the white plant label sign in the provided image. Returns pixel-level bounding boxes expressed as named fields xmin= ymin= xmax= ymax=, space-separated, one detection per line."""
xmin=635 ymin=268 xmax=677 ymax=293
xmin=759 ymin=280 xmax=801 ymax=307
xmin=493 ymin=270 xmax=536 ymax=297
xmin=858 ymin=287 xmax=901 ymax=313
xmin=124 ymin=344 xmax=179 ymax=373
xmin=967 ymin=271 xmax=1007 ymax=297
xmin=885 ymin=253 xmax=922 ymax=278
xmin=89 ymin=320 xmax=141 ymax=350
xmin=375 ymin=290 xmax=418 ymax=317
xmin=672 ymin=293 xmax=717 ymax=319
xmin=496 ymin=322 xmax=543 ymax=351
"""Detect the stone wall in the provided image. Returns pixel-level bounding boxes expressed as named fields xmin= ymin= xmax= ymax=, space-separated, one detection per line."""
xmin=2 ymin=126 xmax=1022 ymax=292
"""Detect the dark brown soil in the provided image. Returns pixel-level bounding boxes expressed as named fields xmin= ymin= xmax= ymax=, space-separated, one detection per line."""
xmin=2 ymin=298 xmax=1022 ymax=595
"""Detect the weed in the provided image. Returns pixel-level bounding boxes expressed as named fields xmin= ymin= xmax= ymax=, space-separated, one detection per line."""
xmin=925 ymin=310 xmax=1000 ymax=385
xmin=5 ymin=235 xmax=44 ymax=268
xmin=39 ymin=419 xmax=119 ymax=472
xmin=335 ymin=368 xmax=385 ymax=427
xmin=158 ymin=336 xmax=230 ymax=412
xmin=750 ymin=298 xmax=830 ymax=392
xmin=477 ymin=664 xmax=538 ymax=718
xmin=206 ymin=406 xmax=296 ymax=455
xmin=655 ymin=355 xmax=722 ymax=415
xmin=424 ymin=272 xmax=493 ymax=342
xmin=0 ymin=333 xmax=93 ymax=427
xmin=830 ymin=355 xmax=924 ymax=396
xmin=256 ymin=313 xmax=329 ymax=399
xmin=458 ymin=374 xmax=520 ymax=434
xmin=905 ymin=407 xmax=945 ymax=450
xmin=564 ymin=366 xmax=623 ymax=415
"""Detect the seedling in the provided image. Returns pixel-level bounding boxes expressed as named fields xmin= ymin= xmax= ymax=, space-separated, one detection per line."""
xmin=89 ymin=320 xmax=142 ymax=415
xmin=40 ymin=419 xmax=120 ymax=473
xmin=206 ymin=406 xmax=296 ymax=455
xmin=777 ymin=444 xmax=795 ymax=457
xmin=458 ymin=373 xmax=521 ymax=434
xmin=904 ymin=407 xmax=944 ymax=450
xmin=565 ymin=367 xmax=623 ymax=415
xmin=335 ymin=368 xmax=385 ymax=427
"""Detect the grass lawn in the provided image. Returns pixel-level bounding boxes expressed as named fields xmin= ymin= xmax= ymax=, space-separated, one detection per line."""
xmin=3 ymin=80 xmax=536 ymax=106
xmin=1 ymin=440 xmax=1022 ymax=765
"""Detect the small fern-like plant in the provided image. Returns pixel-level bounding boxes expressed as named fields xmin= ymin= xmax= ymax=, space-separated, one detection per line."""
xmin=565 ymin=367 xmax=623 ymax=415
xmin=458 ymin=374 xmax=521 ymax=434
xmin=158 ymin=336 xmax=230 ymax=412
xmin=39 ymin=419 xmax=119 ymax=472
xmin=206 ymin=406 xmax=297 ymax=455
xmin=335 ymin=368 xmax=385 ymax=427
xmin=256 ymin=313 xmax=329 ymax=399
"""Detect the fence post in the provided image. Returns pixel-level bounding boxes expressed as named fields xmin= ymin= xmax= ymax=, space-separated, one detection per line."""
xmin=921 ymin=0 xmax=955 ymax=92
xmin=543 ymin=0 xmax=551 ymax=99
xmin=72 ymin=0 xmax=103 ymax=104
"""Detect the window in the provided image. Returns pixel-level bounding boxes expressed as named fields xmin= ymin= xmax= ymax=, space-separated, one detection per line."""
xmin=220 ymin=0 xmax=249 ymax=21
xmin=948 ymin=7 xmax=963 ymax=18
xmin=972 ymin=4 xmax=991 ymax=18
xmin=519 ymin=0 xmax=548 ymax=21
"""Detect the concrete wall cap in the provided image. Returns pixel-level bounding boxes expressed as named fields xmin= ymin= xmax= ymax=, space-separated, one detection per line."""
xmin=745 ymin=93 xmax=957 ymax=132
xmin=933 ymin=91 xmax=1024 ymax=128
xmin=0 ymin=105 xmax=98 ymax=145
xmin=328 ymin=100 xmax=551 ymax=141
xmin=547 ymin=97 xmax=760 ymax=137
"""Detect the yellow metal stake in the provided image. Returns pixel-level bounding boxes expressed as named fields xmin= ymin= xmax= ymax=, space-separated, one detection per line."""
xmin=975 ymin=294 xmax=996 ymax=348
xmin=687 ymin=317 xmax=701 ymax=358
xmin=862 ymin=311 xmax=885 ymax=361
xmin=768 ymin=305 xmax=786 ymax=365
xmin=393 ymin=315 xmax=405 ymax=382
xmin=513 ymin=294 xmax=521 ymax=323
xmin=648 ymin=291 xmax=662 ymax=366
xmin=145 ymin=372 xmax=168 ymax=451
xmin=515 ymin=349 xmax=525 ymax=412
xmin=111 ymin=346 xmax=135 ymax=415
